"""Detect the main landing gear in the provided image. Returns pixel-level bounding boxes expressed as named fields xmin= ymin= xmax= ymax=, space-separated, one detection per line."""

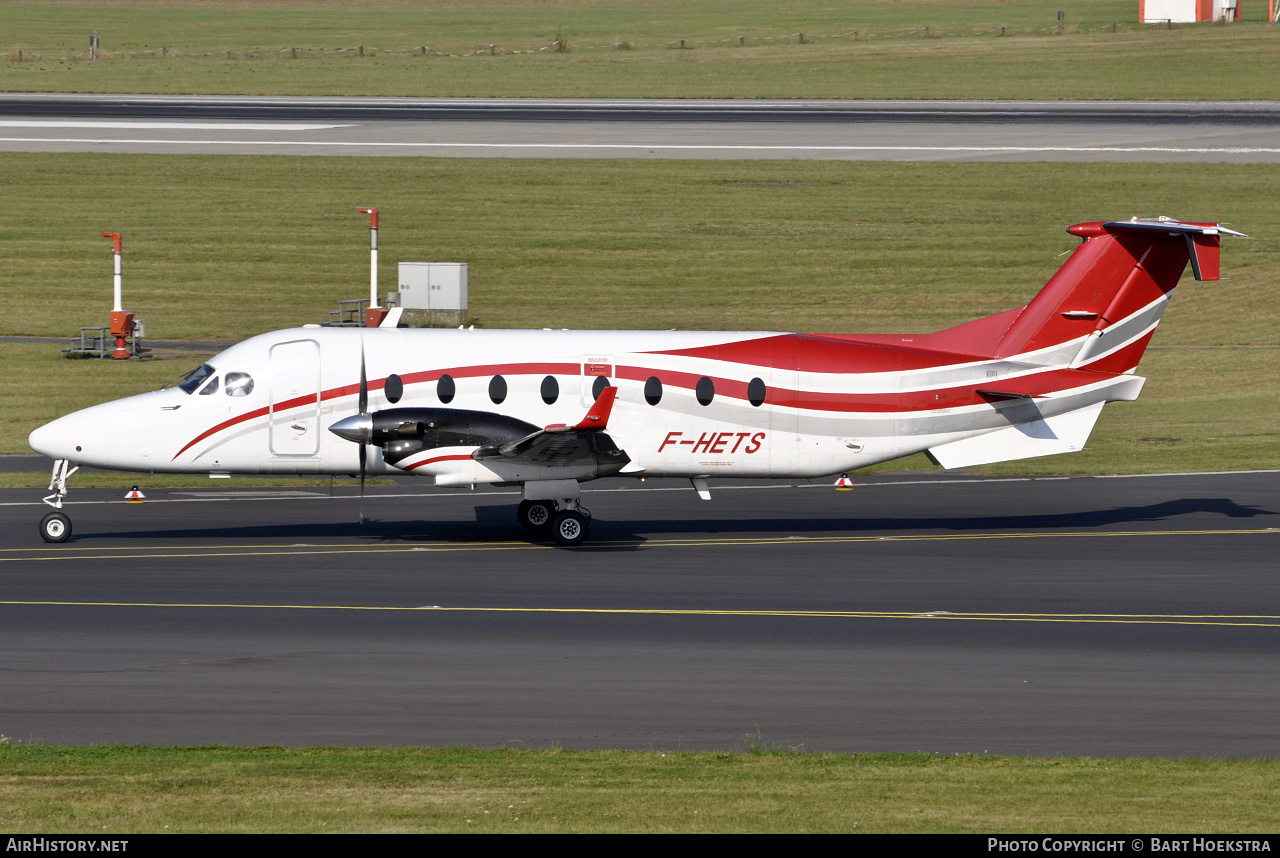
xmin=39 ymin=459 xmax=78 ymax=543
xmin=516 ymin=498 xmax=590 ymax=547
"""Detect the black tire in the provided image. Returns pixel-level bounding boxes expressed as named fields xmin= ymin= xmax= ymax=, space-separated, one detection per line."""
xmin=550 ymin=510 xmax=588 ymax=547
xmin=517 ymin=500 xmax=555 ymax=532
xmin=39 ymin=512 xmax=71 ymax=543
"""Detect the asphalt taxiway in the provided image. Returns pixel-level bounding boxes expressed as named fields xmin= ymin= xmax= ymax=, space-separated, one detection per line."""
xmin=2 ymin=95 xmax=1278 ymax=161
xmin=1 ymin=469 xmax=1276 ymax=756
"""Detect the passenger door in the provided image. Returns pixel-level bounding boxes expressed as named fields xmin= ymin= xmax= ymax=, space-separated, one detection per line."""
xmin=269 ymin=339 xmax=321 ymax=457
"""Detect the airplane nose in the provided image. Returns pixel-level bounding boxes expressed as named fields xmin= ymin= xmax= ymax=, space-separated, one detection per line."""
xmin=28 ymin=416 xmax=77 ymax=460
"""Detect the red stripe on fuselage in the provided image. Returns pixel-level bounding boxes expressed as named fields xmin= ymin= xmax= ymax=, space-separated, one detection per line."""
xmin=1075 ymin=330 xmax=1156 ymax=375
xmin=172 ymin=362 xmax=579 ymax=461
xmin=646 ymin=333 xmax=988 ymax=374
xmin=171 ymin=389 xmax=324 ymax=461
xmin=402 ymin=453 xmax=473 ymax=471
xmin=173 ymin=358 xmax=1126 ymax=460
xmin=171 ymin=405 xmax=270 ymax=461
xmin=394 ymin=362 xmax=580 ymax=389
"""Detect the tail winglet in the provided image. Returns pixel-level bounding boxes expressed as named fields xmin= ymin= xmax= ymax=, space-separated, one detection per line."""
xmin=1094 ymin=218 xmax=1245 ymax=282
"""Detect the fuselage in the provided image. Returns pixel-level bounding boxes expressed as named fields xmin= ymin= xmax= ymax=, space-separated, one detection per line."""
xmin=28 ymin=322 xmax=1147 ymax=485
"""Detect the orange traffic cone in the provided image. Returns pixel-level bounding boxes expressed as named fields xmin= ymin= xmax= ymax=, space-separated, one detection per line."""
xmin=125 ymin=485 xmax=146 ymax=503
xmin=834 ymin=473 xmax=855 ymax=491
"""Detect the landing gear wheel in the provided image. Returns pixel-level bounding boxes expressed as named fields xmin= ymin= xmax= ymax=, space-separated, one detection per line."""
xmin=39 ymin=512 xmax=71 ymax=543
xmin=517 ymin=500 xmax=555 ymax=532
xmin=550 ymin=510 xmax=588 ymax=547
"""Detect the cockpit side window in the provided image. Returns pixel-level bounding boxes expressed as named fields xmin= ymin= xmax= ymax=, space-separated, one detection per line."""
xmin=225 ymin=372 xmax=254 ymax=398
xmin=177 ymin=363 xmax=215 ymax=394
xmin=198 ymin=375 xmax=220 ymax=395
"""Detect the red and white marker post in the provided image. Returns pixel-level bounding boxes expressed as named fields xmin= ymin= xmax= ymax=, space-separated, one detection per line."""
xmin=357 ymin=207 xmax=387 ymax=328
xmin=100 ymin=232 xmax=133 ymax=359
xmin=834 ymin=473 xmax=855 ymax=491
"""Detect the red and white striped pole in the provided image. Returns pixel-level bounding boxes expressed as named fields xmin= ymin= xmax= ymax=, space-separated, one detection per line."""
xmin=357 ymin=207 xmax=386 ymax=327
xmin=100 ymin=232 xmax=133 ymax=359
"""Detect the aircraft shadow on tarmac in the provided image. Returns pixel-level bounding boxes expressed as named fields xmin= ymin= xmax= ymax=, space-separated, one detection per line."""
xmin=78 ymin=497 xmax=1276 ymax=548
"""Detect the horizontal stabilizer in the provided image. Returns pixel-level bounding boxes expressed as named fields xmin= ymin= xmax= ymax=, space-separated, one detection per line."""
xmin=1102 ymin=218 xmax=1244 ymax=283
xmin=976 ymin=389 xmax=1040 ymax=402
xmin=926 ymin=403 xmax=1105 ymax=469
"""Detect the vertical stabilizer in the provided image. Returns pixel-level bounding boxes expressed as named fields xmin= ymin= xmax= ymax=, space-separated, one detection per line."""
xmin=992 ymin=219 xmax=1241 ymax=370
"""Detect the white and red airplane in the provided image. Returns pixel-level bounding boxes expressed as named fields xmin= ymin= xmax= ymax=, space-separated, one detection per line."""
xmin=29 ymin=217 xmax=1242 ymax=545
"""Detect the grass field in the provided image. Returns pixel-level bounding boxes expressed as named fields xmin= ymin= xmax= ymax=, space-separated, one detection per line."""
xmin=5 ymin=155 xmax=1275 ymax=342
xmin=2 ymin=1 xmax=1279 ymax=99
xmin=2 ymin=153 xmax=1276 ymax=472
xmin=1 ymin=746 xmax=1278 ymax=833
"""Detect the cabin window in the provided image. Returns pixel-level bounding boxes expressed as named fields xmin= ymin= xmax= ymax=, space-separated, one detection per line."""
xmin=384 ymin=373 xmax=403 ymax=404
xmin=198 ymin=376 xmax=220 ymax=395
xmin=437 ymin=374 xmax=456 ymax=404
xmin=696 ymin=376 xmax=715 ymax=406
xmin=225 ymin=372 xmax=254 ymax=398
xmin=644 ymin=376 xmax=663 ymax=406
xmin=177 ymin=363 xmax=215 ymax=394
xmin=591 ymin=375 xmax=611 ymax=401
xmin=747 ymin=377 xmax=766 ymax=407
xmin=489 ymin=375 xmax=507 ymax=404
xmin=541 ymin=375 xmax=559 ymax=405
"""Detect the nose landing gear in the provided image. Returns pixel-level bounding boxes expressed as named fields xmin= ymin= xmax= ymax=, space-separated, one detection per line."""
xmin=39 ymin=512 xmax=72 ymax=543
xmin=39 ymin=459 xmax=78 ymax=543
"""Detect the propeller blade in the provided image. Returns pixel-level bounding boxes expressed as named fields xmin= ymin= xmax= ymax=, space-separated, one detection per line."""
xmin=358 ymin=343 xmax=368 ymax=416
xmin=322 ymin=339 xmax=375 ymax=526
xmin=358 ymin=440 xmax=366 ymax=525
xmin=358 ymin=337 xmax=368 ymax=525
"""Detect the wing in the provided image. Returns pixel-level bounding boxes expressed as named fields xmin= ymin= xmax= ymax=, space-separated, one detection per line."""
xmin=473 ymin=387 xmax=631 ymax=473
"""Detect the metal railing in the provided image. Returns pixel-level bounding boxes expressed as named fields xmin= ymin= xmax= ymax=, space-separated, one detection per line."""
xmin=61 ymin=324 xmax=143 ymax=358
xmin=325 ymin=298 xmax=370 ymax=327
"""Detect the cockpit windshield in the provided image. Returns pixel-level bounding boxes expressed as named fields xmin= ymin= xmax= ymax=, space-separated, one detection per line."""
xmin=176 ymin=363 xmax=216 ymax=394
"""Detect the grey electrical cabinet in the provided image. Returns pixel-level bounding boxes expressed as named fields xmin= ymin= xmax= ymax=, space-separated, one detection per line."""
xmin=396 ymin=262 xmax=468 ymax=327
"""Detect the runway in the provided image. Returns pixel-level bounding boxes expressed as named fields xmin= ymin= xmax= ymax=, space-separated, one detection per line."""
xmin=2 ymin=95 xmax=1278 ymax=161
xmin=1 ymin=470 xmax=1277 ymax=756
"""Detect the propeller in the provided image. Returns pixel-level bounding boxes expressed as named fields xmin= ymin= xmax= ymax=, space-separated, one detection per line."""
xmin=357 ymin=344 xmax=367 ymax=523
xmin=328 ymin=338 xmax=372 ymax=525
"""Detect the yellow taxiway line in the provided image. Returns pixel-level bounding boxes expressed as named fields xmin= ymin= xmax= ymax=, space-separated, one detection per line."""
xmin=0 ymin=526 xmax=1276 ymax=563
xmin=0 ymin=600 xmax=1277 ymax=628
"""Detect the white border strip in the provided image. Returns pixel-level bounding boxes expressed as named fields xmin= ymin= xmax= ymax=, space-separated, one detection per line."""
xmin=0 ymin=121 xmax=349 ymax=131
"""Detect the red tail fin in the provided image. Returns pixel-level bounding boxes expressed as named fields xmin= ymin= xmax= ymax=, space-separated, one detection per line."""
xmin=985 ymin=219 xmax=1239 ymax=363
